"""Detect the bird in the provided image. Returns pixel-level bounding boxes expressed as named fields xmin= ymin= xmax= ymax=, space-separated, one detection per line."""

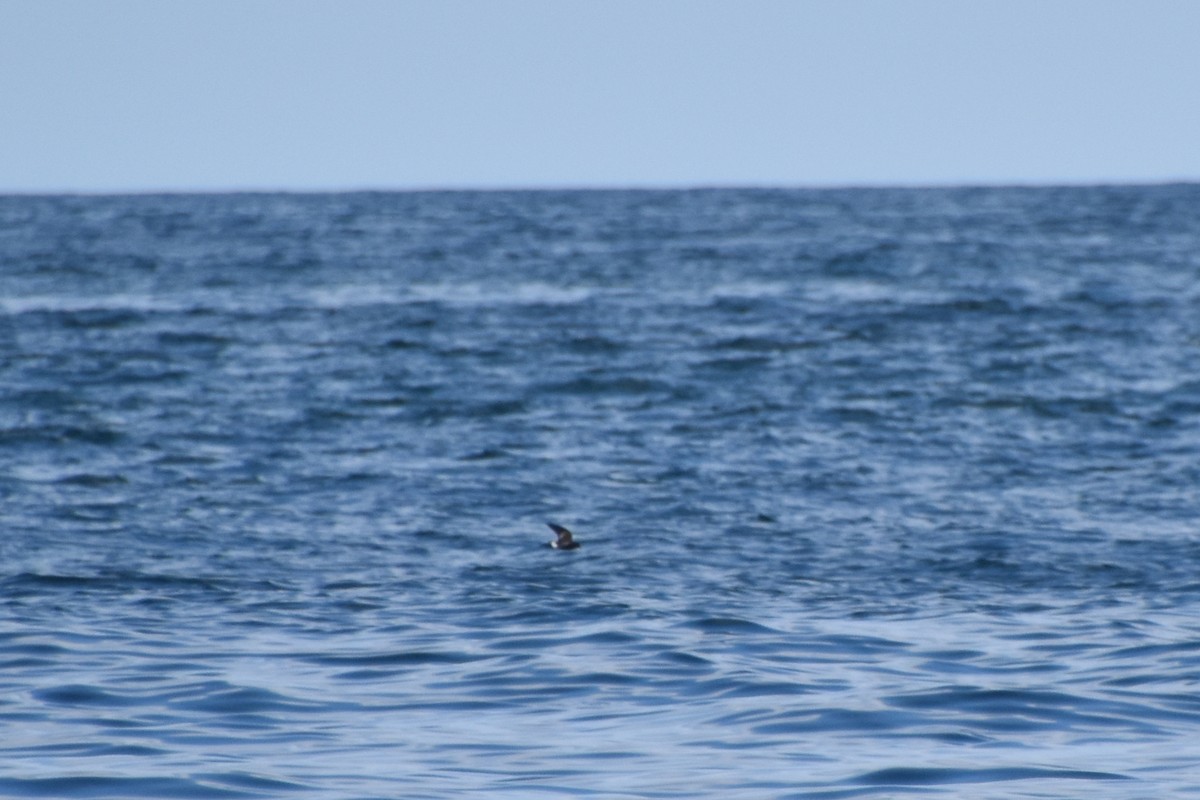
xmin=546 ymin=522 xmax=581 ymax=550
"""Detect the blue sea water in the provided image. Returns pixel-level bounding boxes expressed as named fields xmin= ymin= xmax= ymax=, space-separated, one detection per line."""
xmin=2 ymin=185 xmax=1200 ymax=798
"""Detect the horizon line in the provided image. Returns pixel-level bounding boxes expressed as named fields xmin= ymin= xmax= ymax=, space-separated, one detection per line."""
xmin=3 ymin=176 xmax=1198 ymax=198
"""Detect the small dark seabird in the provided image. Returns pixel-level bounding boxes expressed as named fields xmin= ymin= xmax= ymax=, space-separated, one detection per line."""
xmin=547 ymin=522 xmax=580 ymax=550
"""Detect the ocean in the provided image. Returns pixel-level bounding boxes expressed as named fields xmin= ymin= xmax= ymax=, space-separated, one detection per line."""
xmin=2 ymin=185 xmax=1199 ymax=798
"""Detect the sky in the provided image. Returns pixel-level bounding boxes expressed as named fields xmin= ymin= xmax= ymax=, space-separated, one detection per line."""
xmin=2 ymin=0 xmax=1199 ymax=193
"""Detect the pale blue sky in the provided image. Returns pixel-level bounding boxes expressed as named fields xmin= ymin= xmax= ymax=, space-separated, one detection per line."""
xmin=3 ymin=0 xmax=1199 ymax=192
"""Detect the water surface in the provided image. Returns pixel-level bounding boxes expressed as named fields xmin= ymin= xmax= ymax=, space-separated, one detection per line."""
xmin=2 ymin=186 xmax=1200 ymax=797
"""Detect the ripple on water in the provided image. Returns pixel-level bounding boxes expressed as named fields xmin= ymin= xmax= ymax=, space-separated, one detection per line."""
xmin=849 ymin=765 xmax=1132 ymax=786
xmin=0 ymin=774 xmax=312 ymax=799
